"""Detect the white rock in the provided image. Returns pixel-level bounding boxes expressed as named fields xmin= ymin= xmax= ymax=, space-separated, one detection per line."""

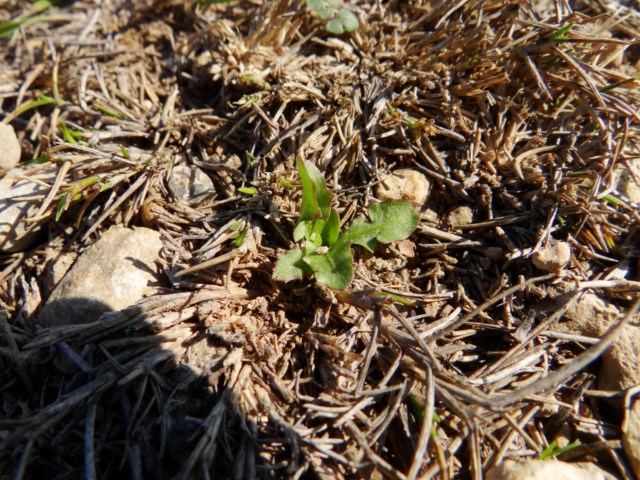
xmin=487 ymin=460 xmax=616 ymax=480
xmin=0 ymin=168 xmax=50 ymax=252
xmin=0 ymin=124 xmax=21 ymax=172
xmin=447 ymin=205 xmax=474 ymax=228
xmin=167 ymin=165 xmax=215 ymax=206
xmin=531 ymin=241 xmax=571 ymax=272
xmin=598 ymin=325 xmax=640 ymax=477
xmin=376 ymin=169 xmax=430 ymax=206
xmin=615 ymin=158 xmax=640 ymax=204
xmin=40 ymin=226 xmax=163 ymax=326
xmin=558 ymin=291 xmax=619 ymax=337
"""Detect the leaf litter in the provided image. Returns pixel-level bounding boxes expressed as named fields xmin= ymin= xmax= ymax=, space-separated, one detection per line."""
xmin=1 ymin=0 xmax=640 ymax=478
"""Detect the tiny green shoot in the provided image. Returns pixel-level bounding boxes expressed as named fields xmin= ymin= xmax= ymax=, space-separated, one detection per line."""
xmin=238 ymin=186 xmax=258 ymax=196
xmin=273 ymin=158 xmax=419 ymax=290
xmin=552 ymin=22 xmax=574 ymax=43
xmin=244 ymin=151 xmax=258 ymax=166
xmin=306 ymin=0 xmax=359 ymax=35
xmin=537 ymin=439 xmax=581 ymax=460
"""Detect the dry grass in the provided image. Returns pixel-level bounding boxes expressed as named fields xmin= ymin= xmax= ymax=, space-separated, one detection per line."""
xmin=1 ymin=0 xmax=640 ymax=478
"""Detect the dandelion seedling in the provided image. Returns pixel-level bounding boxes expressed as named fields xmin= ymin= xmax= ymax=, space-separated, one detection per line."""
xmin=306 ymin=0 xmax=359 ymax=35
xmin=273 ymin=158 xmax=419 ymax=290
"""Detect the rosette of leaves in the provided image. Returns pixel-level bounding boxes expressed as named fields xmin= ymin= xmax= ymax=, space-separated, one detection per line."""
xmin=273 ymin=159 xmax=419 ymax=290
xmin=306 ymin=0 xmax=359 ymax=35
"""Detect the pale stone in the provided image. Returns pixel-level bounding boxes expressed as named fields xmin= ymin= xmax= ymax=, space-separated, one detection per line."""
xmin=531 ymin=241 xmax=571 ymax=272
xmin=487 ymin=460 xmax=616 ymax=480
xmin=615 ymin=158 xmax=640 ymax=204
xmin=40 ymin=226 xmax=164 ymax=326
xmin=598 ymin=325 xmax=640 ymax=478
xmin=43 ymin=251 xmax=77 ymax=296
xmin=557 ymin=292 xmax=619 ymax=337
xmin=623 ymin=401 xmax=640 ymax=479
xmin=0 ymin=168 xmax=49 ymax=252
xmin=376 ymin=169 xmax=430 ymax=206
xmin=167 ymin=165 xmax=215 ymax=206
xmin=447 ymin=205 xmax=474 ymax=228
xmin=0 ymin=123 xmax=21 ymax=172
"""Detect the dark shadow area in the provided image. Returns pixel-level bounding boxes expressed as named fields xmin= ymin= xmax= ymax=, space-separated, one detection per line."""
xmin=0 ymin=297 xmax=253 ymax=479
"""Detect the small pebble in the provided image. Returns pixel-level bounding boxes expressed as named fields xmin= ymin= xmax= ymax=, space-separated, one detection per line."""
xmin=167 ymin=165 xmax=215 ymax=206
xmin=531 ymin=240 xmax=571 ymax=272
xmin=376 ymin=169 xmax=430 ymax=206
xmin=0 ymin=124 xmax=21 ymax=172
xmin=447 ymin=205 xmax=474 ymax=228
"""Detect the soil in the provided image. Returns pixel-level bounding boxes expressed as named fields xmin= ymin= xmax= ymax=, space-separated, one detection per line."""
xmin=1 ymin=1 xmax=640 ymax=479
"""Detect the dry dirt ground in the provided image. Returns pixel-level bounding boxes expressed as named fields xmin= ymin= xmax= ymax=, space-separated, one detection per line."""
xmin=1 ymin=0 xmax=640 ymax=479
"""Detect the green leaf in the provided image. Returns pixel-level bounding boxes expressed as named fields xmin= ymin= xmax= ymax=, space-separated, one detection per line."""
xmin=344 ymin=214 xmax=378 ymax=251
xmin=55 ymin=191 xmax=69 ymax=221
xmin=303 ymin=240 xmax=353 ymax=290
xmin=297 ymin=157 xmax=322 ymax=221
xmin=371 ymin=201 xmax=419 ymax=243
xmin=537 ymin=440 xmax=581 ymax=460
xmin=303 ymin=160 xmax=332 ymax=219
xmin=326 ymin=18 xmax=345 ymax=35
xmin=293 ymin=221 xmax=309 ymax=243
xmin=321 ymin=209 xmax=340 ymax=247
xmin=552 ymin=21 xmax=574 ymax=43
xmin=60 ymin=122 xmax=77 ymax=144
xmin=344 ymin=201 xmax=419 ymax=251
xmin=273 ymin=248 xmax=313 ymax=282
xmin=337 ymin=8 xmax=359 ymax=32
xmin=296 ymin=158 xmax=332 ymax=221
xmin=232 ymin=228 xmax=248 ymax=248
xmin=238 ymin=186 xmax=258 ymax=196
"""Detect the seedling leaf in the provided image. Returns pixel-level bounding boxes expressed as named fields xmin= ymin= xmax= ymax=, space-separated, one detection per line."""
xmin=326 ymin=18 xmax=344 ymax=35
xmin=337 ymin=8 xmax=359 ymax=32
xmin=273 ymin=248 xmax=313 ymax=282
xmin=303 ymin=240 xmax=353 ymax=290
xmin=345 ymin=201 xmax=419 ymax=251
xmin=297 ymin=158 xmax=322 ymax=221
xmin=370 ymin=201 xmax=419 ymax=243
xmin=304 ymin=160 xmax=331 ymax=219
xmin=321 ymin=209 xmax=340 ymax=246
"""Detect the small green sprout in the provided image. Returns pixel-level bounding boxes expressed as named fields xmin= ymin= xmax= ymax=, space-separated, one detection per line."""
xmin=273 ymin=158 xmax=419 ymax=290
xmin=551 ymin=22 xmax=574 ymax=43
xmin=306 ymin=0 xmax=359 ymax=35
xmin=537 ymin=439 xmax=581 ymax=460
xmin=238 ymin=186 xmax=258 ymax=196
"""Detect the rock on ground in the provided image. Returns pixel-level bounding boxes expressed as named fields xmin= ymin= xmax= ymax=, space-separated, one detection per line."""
xmin=167 ymin=165 xmax=215 ymax=206
xmin=598 ymin=325 xmax=640 ymax=478
xmin=561 ymin=291 xmax=620 ymax=337
xmin=531 ymin=240 xmax=571 ymax=272
xmin=623 ymin=401 xmax=640 ymax=479
xmin=0 ymin=123 xmax=21 ymax=172
xmin=40 ymin=226 xmax=164 ymax=327
xmin=615 ymin=158 xmax=640 ymax=204
xmin=447 ymin=205 xmax=474 ymax=228
xmin=375 ymin=169 xmax=430 ymax=206
xmin=487 ymin=460 xmax=616 ymax=480
xmin=0 ymin=168 xmax=49 ymax=252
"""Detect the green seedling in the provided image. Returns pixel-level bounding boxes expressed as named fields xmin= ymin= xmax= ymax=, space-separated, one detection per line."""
xmin=273 ymin=158 xmax=419 ymax=290
xmin=551 ymin=22 xmax=574 ymax=43
xmin=11 ymin=93 xmax=61 ymax=118
xmin=537 ymin=439 xmax=581 ymax=460
xmin=0 ymin=0 xmax=60 ymax=37
xmin=94 ymin=103 xmax=126 ymax=119
xmin=238 ymin=186 xmax=258 ymax=196
xmin=307 ymin=0 xmax=359 ymax=35
xmin=55 ymin=177 xmax=112 ymax=221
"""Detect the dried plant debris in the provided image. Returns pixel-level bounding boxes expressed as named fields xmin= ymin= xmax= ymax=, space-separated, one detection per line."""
xmin=1 ymin=0 xmax=640 ymax=479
